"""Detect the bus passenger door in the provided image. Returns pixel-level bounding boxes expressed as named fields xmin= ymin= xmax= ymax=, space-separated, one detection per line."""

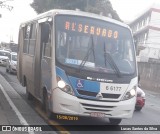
xmin=41 ymin=22 xmax=52 ymax=99
xmin=34 ymin=23 xmax=42 ymax=99
xmin=34 ymin=22 xmax=52 ymax=100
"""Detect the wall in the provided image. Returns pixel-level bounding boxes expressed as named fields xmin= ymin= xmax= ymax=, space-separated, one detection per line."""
xmin=138 ymin=27 xmax=160 ymax=60
xmin=150 ymin=11 xmax=160 ymax=28
xmin=138 ymin=62 xmax=160 ymax=93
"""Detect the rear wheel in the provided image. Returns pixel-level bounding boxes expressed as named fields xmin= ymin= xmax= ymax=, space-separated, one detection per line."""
xmin=43 ymin=90 xmax=52 ymax=119
xmin=109 ymin=118 xmax=122 ymax=125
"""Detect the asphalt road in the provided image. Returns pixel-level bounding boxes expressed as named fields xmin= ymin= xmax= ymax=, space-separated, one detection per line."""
xmin=0 ymin=66 xmax=160 ymax=134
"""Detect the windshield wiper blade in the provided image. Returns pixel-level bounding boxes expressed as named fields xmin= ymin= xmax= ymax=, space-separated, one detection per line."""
xmin=104 ymin=52 xmax=121 ymax=77
xmin=104 ymin=43 xmax=121 ymax=77
xmin=78 ymin=35 xmax=95 ymax=72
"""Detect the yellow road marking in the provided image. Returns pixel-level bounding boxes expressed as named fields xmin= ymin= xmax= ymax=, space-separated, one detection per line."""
xmin=35 ymin=106 xmax=70 ymax=134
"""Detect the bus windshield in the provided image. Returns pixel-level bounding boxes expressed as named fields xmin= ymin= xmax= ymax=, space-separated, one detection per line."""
xmin=55 ymin=15 xmax=136 ymax=75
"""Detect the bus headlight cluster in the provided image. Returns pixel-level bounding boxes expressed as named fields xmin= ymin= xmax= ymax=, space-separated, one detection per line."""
xmin=57 ymin=80 xmax=66 ymax=88
xmin=57 ymin=78 xmax=74 ymax=96
xmin=122 ymin=86 xmax=136 ymax=101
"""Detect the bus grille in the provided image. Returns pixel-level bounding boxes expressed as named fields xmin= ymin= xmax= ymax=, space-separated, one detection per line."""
xmin=81 ymin=103 xmax=116 ymax=113
xmin=101 ymin=93 xmax=120 ymax=99
xmin=77 ymin=89 xmax=120 ymax=99
xmin=77 ymin=89 xmax=97 ymax=97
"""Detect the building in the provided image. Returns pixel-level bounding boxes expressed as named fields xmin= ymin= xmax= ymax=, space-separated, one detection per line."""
xmin=129 ymin=4 xmax=160 ymax=62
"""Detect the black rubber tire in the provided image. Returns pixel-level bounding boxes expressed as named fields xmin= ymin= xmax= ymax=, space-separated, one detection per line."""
xmin=109 ymin=118 xmax=122 ymax=125
xmin=43 ymin=91 xmax=52 ymax=119
xmin=135 ymin=107 xmax=142 ymax=111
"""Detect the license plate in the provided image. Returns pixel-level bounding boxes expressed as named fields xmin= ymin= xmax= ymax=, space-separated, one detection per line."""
xmin=90 ymin=112 xmax=105 ymax=118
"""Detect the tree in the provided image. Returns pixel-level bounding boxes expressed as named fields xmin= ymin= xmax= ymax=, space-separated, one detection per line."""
xmin=30 ymin=0 xmax=86 ymax=13
xmin=86 ymin=0 xmax=121 ymax=21
xmin=0 ymin=0 xmax=13 ymax=11
xmin=30 ymin=0 xmax=121 ymax=21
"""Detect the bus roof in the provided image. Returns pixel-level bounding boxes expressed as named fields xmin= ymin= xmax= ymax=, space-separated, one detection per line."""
xmin=20 ymin=9 xmax=130 ymax=29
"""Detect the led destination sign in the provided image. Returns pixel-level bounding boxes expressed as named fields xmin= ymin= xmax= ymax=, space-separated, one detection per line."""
xmin=64 ymin=21 xmax=119 ymax=39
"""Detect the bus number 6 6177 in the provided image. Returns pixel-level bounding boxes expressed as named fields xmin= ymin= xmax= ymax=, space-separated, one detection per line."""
xmin=106 ymin=86 xmax=122 ymax=91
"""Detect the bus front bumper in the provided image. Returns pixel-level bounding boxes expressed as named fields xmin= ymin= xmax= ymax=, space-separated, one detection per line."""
xmin=52 ymin=89 xmax=136 ymax=119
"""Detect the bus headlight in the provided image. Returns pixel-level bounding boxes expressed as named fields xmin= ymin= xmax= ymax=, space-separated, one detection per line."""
xmin=122 ymin=86 xmax=136 ymax=101
xmin=58 ymin=80 xmax=66 ymax=88
xmin=57 ymin=79 xmax=75 ymax=96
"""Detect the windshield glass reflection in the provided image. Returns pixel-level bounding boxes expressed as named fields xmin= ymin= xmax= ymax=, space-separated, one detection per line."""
xmin=55 ymin=15 xmax=135 ymax=74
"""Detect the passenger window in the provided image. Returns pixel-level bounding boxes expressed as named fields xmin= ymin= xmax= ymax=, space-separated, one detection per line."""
xmin=23 ymin=25 xmax=30 ymax=53
xmin=41 ymin=22 xmax=51 ymax=58
xmin=28 ymin=23 xmax=36 ymax=55
xmin=23 ymin=23 xmax=36 ymax=55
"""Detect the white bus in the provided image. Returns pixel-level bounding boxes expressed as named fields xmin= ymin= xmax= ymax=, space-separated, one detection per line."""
xmin=17 ymin=9 xmax=138 ymax=125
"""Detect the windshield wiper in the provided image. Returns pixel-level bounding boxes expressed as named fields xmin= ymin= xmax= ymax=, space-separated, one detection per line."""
xmin=78 ymin=35 xmax=95 ymax=72
xmin=104 ymin=43 xmax=121 ymax=77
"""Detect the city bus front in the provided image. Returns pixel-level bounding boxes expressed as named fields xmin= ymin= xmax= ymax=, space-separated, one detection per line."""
xmin=53 ymin=14 xmax=137 ymax=123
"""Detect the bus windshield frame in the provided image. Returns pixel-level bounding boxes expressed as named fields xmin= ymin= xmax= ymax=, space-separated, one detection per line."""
xmin=55 ymin=15 xmax=136 ymax=75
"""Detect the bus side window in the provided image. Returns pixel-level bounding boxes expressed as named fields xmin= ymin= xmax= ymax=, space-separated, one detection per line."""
xmin=28 ymin=23 xmax=36 ymax=55
xmin=41 ymin=22 xmax=51 ymax=57
xmin=23 ymin=25 xmax=30 ymax=53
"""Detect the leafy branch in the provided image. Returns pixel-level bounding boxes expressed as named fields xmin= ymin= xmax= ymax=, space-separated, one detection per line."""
xmin=30 ymin=0 xmax=121 ymax=21
xmin=0 ymin=0 xmax=13 ymax=11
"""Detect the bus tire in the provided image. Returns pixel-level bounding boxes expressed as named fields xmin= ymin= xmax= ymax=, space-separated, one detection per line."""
xmin=135 ymin=107 xmax=142 ymax=111
xmin=43 ymin=90 xmax=52 ymax=119
xmin=26 ymin=80 xmax=33 ymax=100
xmin=109 ymin=118 xmax=122 ymax=125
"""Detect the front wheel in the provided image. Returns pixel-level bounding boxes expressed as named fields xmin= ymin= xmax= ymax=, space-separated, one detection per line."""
xmin=135 ymin=107 xmax=142 ymax=111
xmin=109 ymin=118 xmax=122 ymax=125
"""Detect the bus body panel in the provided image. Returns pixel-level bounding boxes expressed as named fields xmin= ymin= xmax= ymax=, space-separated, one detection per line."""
xmin=41 ymin=58 xmax=52 ymax=94
xmin=22 ymin=54 xmax=35 ymax=95
xmin=53 ymin=66 xmax=137 ymax=119
xmin=52 ymin=86 xmax=136 ymax=119
xmin=17 ymin=9 xmax=138 ymax=120
xmin=34 ymin=23 xmax=42 ymax=99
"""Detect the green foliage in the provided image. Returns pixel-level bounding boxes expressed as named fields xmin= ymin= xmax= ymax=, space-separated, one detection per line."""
xmin=30 ymin=0 xmax=121 ymax=21
xmin=0 ymin=0 xmax=13 ymax=11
